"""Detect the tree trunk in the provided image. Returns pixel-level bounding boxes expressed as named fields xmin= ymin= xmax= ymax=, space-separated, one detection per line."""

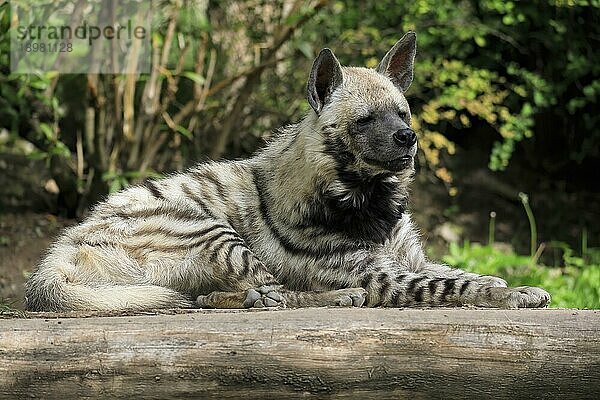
xmin=1 ymin=308 xmax=598 ymax=399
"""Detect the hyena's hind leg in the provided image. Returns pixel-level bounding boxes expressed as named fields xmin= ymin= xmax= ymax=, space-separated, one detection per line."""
xmin=197 ymin=284 xmax=367 ymax=309
xmin=200 ymin=244 xmax=369 ymax=309
xmin=196 ymin=231 xmax=367 ymax=309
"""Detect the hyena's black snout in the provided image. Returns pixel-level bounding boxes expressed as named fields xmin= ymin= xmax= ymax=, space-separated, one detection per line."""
xmin=393 ymin=128 xmax=417 ymax=148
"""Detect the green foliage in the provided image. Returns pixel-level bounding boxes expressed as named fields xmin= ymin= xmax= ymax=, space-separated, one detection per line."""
xmin=0 ymin=0 xmax=598 ymax=216
xmin=443 ymin=242 xmax=600 ymax=309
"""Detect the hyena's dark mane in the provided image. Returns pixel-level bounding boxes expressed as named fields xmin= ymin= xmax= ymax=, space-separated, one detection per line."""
xmin=301 ymin=135 xmax=409 ymax=243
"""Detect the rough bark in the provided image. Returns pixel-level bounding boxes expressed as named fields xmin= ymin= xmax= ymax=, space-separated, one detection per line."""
xmin=0 ymin=308 xmax=598 ymax=399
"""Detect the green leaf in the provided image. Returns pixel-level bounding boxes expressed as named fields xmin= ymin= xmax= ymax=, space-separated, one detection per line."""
xmin=39 ymin=123 xmax=54 ymax=140
xmin=181 ymin=71 xmax=205 ymax=85
xmin=175 ymin=125 xmax=193 ymax=139
xmin=50 ymin=141 xmax=71 ymax=158
xmin=27 ymin=150 xmax=48 ymax=161
xmin=533 ymin=91 xmax=546 ymax=106
xmin=29 ymin=80 xmax=48 ymax=90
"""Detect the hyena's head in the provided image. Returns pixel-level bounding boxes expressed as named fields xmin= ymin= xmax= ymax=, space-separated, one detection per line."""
xmin=307 ymin=32 xmax=417 ymax=178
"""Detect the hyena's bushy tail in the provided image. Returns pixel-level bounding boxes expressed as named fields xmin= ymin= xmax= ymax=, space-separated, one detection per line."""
xmin=24 ymin=257 xmax=193 ymax=312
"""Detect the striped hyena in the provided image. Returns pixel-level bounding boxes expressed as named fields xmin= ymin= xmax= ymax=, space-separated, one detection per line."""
xmin=25 ymin=32 xmax=551 ymax=311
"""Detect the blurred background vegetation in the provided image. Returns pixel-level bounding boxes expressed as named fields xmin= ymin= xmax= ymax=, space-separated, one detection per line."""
xmin=0 ymin=0 xmax=598 ymax=309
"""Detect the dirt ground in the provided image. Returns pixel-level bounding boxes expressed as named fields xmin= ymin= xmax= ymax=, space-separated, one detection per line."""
xmin=0 ymin=213 xmax=73 ymax=309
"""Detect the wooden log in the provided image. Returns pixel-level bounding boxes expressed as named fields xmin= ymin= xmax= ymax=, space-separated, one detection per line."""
xmin=1 ymin=308 xmax=599 ymax=399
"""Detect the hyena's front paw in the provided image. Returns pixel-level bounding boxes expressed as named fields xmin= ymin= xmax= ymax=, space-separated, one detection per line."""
xmin=483 ymin=286 xmax=551 ymax=308
xmin=243 ymin=285 xmax=286 ymax=308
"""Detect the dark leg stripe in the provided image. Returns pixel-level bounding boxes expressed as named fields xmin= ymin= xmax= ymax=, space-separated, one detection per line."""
xmin=79 ymin=225 xmax=238 ymax=253
xmin=93 ymin=222 xmax=236 ymax=252
xmin=192 ymin=223 xmax=231 ymax=238
xmin=133 ymin=223 xmax=231 ymax=243
xmin=414 ymin=286 xmax=425 ymax=303
xmin=212 ymin=236 xmax=245 ymax=253
xmin=459 ymin=280 xmax=472 ymax=297
xmin=116 ymin=205 xmax=203 ymax=221
xmin=209 ymin=237 xmax=245 ymax=263
xmin=80 ymin=240 xmax=111 ymax=247
xmin=428 ymin=278 xmax=445 ymax=296
xmin=143 ymin=179 xmax=165 ymax=200
xmin=202 ymin=230 xmax=241 ymax=249
xmin=240 ymin=249 xmax=252 ymax=276
xmin=377 ymin=272 xmax=392 ymax=303
xmin=158 ymin=228 xmax=240 ymax=251
xmin=181 ymin=183 xmax=218 ymax=219
xmin=441 ymin=278 xmax=457 ymax=301
xmin=407 ymin=276 xmax=427 ymax=294
xmin=377 ymin=272 xmax=389 ymax=283
xmin=379 ymin=279 xmax=391 ymax=299
xmin=224 ymin=241 xmax=244 ymax=272
xmin=138 ymin=226 xmax=238 ymax=252
xmin=360 ymin=273 xmax=374 ymax=289
xmin=395 ymin=274 xmax=407 ymax=284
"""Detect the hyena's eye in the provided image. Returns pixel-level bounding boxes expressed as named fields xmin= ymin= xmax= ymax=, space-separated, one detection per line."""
xmin=398 ymin=111 xmax=408 ymax=120
xmin=356 ymin=114 xmax=375 ymax=126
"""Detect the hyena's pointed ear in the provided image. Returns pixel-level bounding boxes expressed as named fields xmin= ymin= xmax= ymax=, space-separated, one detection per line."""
xmin=307 ymin=48 xmax=343 ymax=114
xmin=376 ymin=32 xmax=417 ymax=92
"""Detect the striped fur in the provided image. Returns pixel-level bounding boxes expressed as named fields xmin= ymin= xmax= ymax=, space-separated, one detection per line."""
xmin=24 ymin=33 xmax=550 ymax=311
